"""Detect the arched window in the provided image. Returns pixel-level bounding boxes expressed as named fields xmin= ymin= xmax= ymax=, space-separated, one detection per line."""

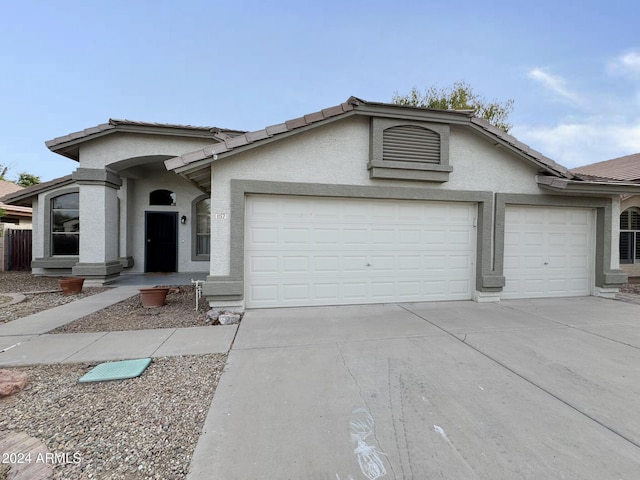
xmin=150 ymin=189 xmax=176 ymax=206
xmin=51 ymin=192 xmax=79 ymax=255
xmin=620 ymin=208 xmax=640 ymax=263
xmin=195 ymin=198 xmax=211 ymax=256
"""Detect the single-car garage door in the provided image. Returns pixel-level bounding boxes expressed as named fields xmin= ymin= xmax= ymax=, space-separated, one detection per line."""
xmin=245 ymin=195 xmax=477 ymax=308
xmin=503 ymin=206 xmax=594 ymax=299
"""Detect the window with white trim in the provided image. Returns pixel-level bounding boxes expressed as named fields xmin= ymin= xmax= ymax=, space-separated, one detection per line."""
xmin=196 ymin=198 xmax=211 ymax=256
xmin=620 ymin=208 xmax=640 ymax=264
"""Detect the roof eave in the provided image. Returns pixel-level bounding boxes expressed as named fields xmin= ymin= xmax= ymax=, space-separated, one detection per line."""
xmin=46 ymin=124 xmax=224 ymax=161
xmin=350 ymin=102 xmax=474 ymax=125
xmin=1 ymin=176 xmax=75 ymax=206
xmin=167 ymin=110 xmax=360 ymax=174
xmin=536 ymin=175 xmax=640 ymax=194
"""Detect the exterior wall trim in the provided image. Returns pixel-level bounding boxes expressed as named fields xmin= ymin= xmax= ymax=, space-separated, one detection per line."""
xmin=494 ymin=193 xmax=627 ymax=289
xmin=203 ymin=180 xmax=501 ymax=304
xmin=72 ymin=168 xmax=122 ymax=189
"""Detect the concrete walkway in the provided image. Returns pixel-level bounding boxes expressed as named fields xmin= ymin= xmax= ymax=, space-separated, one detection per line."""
xmin=0 ymin=285 xmax=237 ymax=367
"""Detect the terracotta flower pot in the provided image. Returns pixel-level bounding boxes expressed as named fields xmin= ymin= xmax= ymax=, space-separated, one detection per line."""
xmin=59 ymin=277 xmax=85 ymax=295
xmin=139 ymin=287 xmax=170 ymax=308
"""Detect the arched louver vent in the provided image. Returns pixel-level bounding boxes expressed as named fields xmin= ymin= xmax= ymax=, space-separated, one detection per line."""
xmin=383 ymin=125 xmax=440 ymax=164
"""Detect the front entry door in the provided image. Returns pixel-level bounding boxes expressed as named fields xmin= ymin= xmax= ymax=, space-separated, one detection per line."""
xmin=145 ymin=212 xmax=178 ymax=272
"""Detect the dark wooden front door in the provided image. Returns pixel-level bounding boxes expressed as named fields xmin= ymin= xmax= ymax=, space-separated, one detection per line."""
xmin=145 ymin=212 xmax=177 ymax=272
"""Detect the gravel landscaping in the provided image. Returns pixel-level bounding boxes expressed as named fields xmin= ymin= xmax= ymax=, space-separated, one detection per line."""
xmin=1 ymin=354 xmax=226 ymax=480
xmin=50 ymin=286 xmax=212 ymax=334
xmin=0 ymin=272 xmax=108 ymax=325
xmin=0 ymin=272 xmax=232 ymax=479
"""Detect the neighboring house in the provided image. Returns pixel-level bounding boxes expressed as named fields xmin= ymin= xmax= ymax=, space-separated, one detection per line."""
xmin=0 ymin=180 xmax=32 ymax=227
xmin=572 ymin=153 xmax=640 ymax=278
xmin=3 ymin=97 xmax=640 ymax=309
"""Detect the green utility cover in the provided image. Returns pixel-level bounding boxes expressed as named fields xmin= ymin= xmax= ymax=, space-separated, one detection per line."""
xmin=78 ymin=358 xmax=152 ymax=383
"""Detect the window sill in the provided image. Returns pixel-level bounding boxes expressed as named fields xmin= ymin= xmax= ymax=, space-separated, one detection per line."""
xmin=32 ymin=257 xmax=78 ymax=269
xmin=368 ymin=161 xmax=452 ymax=182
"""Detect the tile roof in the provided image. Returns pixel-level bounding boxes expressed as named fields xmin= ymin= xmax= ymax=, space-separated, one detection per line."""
xmin=45 ymin=119 xmax=246 ymax=161
xmin=0 ymin=180 xmax=23 ymax=197
xmin=0 ymin=180 xmax=32 ymax=216
xmin=165 ymin=96 xmax=574 ymax=180
xmin=572 ymin=153 xmax=640 ymax=182
xmin=165 ymin=97 xmax=361 ymax=171
xmin=1 ymin=175 xmax=74 ymax=206
xmin=469 ymin=117 xmax=572 ymax=178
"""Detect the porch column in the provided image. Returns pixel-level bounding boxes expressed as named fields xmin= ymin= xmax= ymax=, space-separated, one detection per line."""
xmin=71 ymin=168 xmax=123 ymax=285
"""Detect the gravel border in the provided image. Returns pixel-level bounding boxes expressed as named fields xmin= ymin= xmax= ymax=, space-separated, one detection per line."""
xmin=0 ymin=289 xmax=110 ymax=325
xmin=0 ymin=355 xmax=226 ymax=480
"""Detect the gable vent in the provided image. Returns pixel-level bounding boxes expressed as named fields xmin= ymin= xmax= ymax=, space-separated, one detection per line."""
xmin=383 ymin=125 xmax=440 ymax=164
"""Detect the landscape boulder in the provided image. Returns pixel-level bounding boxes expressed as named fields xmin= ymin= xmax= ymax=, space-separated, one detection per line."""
xmin=206 ymin=309 xmax=223 ymax=322
xmin=218 ymin=313 xmax=242 ymax=325
xmin=0 ymin=370 xmax=28 ymax=397
xmin=206 ymin=309 xmax=243 ymax=325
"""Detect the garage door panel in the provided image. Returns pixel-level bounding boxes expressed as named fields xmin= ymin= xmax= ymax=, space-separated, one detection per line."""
xmin=250 ymin=256 xmax=278 ymax=273
xmin=399 ymin=229 xmax=421 ymax=244
xmin=372 ymin=228 xmax=394 ymax=244
xmin=503 ymin=206 xmax=593 ymax=299
xmin=370 ymin=256 xmax=394 ymax=271
xmin=250 ymin=226 xmax=278 ymax=244
xmin=313 ymin=256 xmax=339 ymax=271
xmin=314 ymin=283 xmax=339 ymax=300
xmin=282 ymin=257 xmax=309 ymax=273
xmin=282 ymin=228 xmax=309 ymax=244
xmin=283 ymin=284 xmax=309 ymax=301
xmin=246 ymin=196 xmax=476 ymax=307
xmin=398 ymin=255 xmax=421 ymax=271
xmin=398 ymin=281 xmax=421 ymax=297
xmin=424 ymin=230 xmax=447 ymax=244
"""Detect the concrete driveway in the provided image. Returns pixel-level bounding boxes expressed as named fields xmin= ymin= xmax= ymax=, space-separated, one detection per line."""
xmin=188 ymin=297 xmax=640 ymax=479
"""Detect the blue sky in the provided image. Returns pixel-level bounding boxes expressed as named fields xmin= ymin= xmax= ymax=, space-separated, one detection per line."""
xmin=1 ymin=0 xmax=639 ymax=182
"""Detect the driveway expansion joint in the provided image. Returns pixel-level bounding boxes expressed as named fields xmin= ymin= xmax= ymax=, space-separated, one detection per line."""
xmin=60 ymin=332 xmax=109 ymax=363
xmin=400 ymin=303 xmax=640 ymax=452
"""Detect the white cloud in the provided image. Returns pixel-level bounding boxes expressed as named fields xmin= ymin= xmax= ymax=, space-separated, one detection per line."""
xmin=513 ymin=117 xmax=640 ymax=168
xmin=519 ymin=56 xmax=640 ymax=168
xmin=608 ymin=50 xmax=640 ymax=77
xmin=527 ymin=68 xmax=584 ymax=106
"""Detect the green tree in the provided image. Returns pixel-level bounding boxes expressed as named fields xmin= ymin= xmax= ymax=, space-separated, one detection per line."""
xmin=16 ymin=172 xmax=41 ymax=188
xmin=392 ymin=81 xmax=515 ymax=133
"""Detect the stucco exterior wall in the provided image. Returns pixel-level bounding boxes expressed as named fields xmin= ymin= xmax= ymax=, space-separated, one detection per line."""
xmin=78 ymin=184 xmax=118 ymax=263
xmin=207 ymin=116 xmax=543 ymax=276
xmin=79 ymin=134 xmax=217 ymax=170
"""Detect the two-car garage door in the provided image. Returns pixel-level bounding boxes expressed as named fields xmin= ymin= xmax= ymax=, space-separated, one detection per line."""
xmin=245 ymin=195 xmax=477 ymax=308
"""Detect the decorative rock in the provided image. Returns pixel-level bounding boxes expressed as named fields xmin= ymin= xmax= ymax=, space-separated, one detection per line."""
xmin=0 ymin=430 xmax=52 ymax=479
xmin=218 ymin=313 xmax=241 ymax=325
xmin=0 ymin=370 xmax=28 ymax=397
xmin=206 ymin=309 xmax=222 ymax=322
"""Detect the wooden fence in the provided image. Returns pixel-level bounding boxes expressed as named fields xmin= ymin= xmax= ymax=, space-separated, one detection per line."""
xmin=8 ymin=229 xmax=32 ymax=271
